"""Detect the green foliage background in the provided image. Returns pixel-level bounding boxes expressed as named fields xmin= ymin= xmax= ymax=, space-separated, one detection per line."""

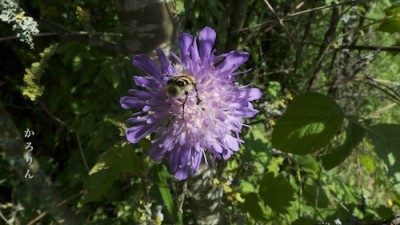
xmin=1 ymin=0 xmax=400 ymax=224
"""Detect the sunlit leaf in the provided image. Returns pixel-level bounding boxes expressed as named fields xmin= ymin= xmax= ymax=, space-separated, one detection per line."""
xmin=359 ymin=154 xmax=376 ymax=174
xmin=80 ymin=144 xmax=141 ymax=205
xmin=378 ymin=6 xmax=400 ymax=33
xmin=272 ymin=92 xmax=344 ymax=155
xmin=152 ymin=164 xmax=179 ymax=223
xmin=368 ymin=124 xmax=400 ymax=177
xmin=239 ymin=180 xmax=257 ymax=194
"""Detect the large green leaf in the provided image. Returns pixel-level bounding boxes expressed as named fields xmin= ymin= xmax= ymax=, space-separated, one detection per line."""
xmin=272 ymin=92 xmax=344 ymax=155
xmin=259 ymin=173 xmax=295 ymax=213
xmin=239 ymin=193 xmax=265 ymax=221
xmin=378 ymin=5 xmax=400 ymax=33
xmin=79 ymin=144 xmax=141 ymax=205
xmin=79 ymin=146 xmax=119 ymax=205
xmin=322 ymin=119 xmax=366 ymax=170
xmin=303 ymin=184 xmax=330 ymax=208
xmin=153 ymin=165 xmax=180 ymax=223
xmin=368 ymin=124 xmax=400 ymax=178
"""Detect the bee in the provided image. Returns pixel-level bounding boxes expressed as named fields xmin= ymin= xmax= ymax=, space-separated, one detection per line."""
xmin=166 ymin=74 xmax=201 ymax=119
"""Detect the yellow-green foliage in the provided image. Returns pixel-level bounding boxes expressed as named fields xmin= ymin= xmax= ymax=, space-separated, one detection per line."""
xmin=22 ymin=44 xmax=58 ymax=101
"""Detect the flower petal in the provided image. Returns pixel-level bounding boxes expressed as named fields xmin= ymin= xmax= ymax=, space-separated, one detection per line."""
xmin=120 ymin=96 xmax=145 ymax=109
xmin=149 ymin=139 xmax=169 ymax=161
xmin=216 ymin=51 xmax=249 ymax=75
xmin=126 ymin=124 xmax=155 ymax=144
xmin=156 ymin=48 xmax=170 ymax=74
xmin=133 ymin=76 xmax=159 ymax=89
xmin=247 ymin=88 xmax=262 ymax=101
xmin=175 ymin=166 xmax=190 ymax=180
xmin=198 ymin=27 xmax=216 ymax=59
xmin=133 ymin=54 xmax=162 ymax=78
xmin=179 ymin=33 xmax=193 ymax=64
xmin=225 ymin=135 xmax=240 ymax=151
xmin=127 ymin=89 xmax=153 ymax=100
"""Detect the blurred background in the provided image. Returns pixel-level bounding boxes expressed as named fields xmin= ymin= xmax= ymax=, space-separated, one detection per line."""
xmin=1 ymin=0 xmax=400 ymax=224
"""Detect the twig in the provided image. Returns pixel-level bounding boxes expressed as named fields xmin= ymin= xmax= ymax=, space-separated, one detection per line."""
xmin=27 ymin=191 xmax=83 ymax=225
xmin=338 ymin=45 xmax=400 ymax=52
xmin=287 ymin=0 xmax=357 ymax=18
xmin=0 ymin=211 xmax=9 ymax=225
xmin=240 ymin=0 xmax=357 ymax=33
xmin=365 ymin=82 xmax=400 ymax=104
xmin=0 ymin=31 xmax=122 ymax=42
xmin=263 ymin=0 xmax=300 ymax=51
xmin=307 ymin=4 xmax=342 ymax=91
xmin=39 ymin=102 xmax=89 ymax=172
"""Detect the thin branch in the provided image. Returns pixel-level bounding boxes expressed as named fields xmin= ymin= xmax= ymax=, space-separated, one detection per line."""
xmin=39 ymin=102 xmax=89 ymax=172
xmin=263 ymin=0 xmax=300 ymax=51
xmin=338 ymin=45 xmax=400 ymax=52
xmin=27 ymin=191 xmax=83 ymax=225
xmin=307 ymin=4 xmax=342 ymax=91
xmin=287 ymin=0 xmax=357 ymax=18
xmin=36 ymin=20 xmax=131 ymax=55
xmin=0 ymin=31 xmax=122 ymax=42
xmin=365 ymin=82 xmax=400 ymax=104
xmin=240 ymin=0 xmax=357 ymax=33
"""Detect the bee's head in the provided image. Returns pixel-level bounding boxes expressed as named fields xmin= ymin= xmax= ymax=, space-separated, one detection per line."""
xmin=167 ymin=85 xmax=179 ymax=96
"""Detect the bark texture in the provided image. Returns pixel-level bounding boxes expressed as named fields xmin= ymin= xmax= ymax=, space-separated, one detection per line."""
xmin=115 ymin=0 xmax=178 ymax=56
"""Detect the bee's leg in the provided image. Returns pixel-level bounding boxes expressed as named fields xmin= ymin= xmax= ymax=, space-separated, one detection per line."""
xmin=182 ymin=91 xmax=189 ymax=119
xmin=193 ymin=83 xmax=201 ymax=105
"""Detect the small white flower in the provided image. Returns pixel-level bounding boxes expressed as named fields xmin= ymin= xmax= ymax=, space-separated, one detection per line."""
xmin=334 ymin=218 xmax=342 ymax=225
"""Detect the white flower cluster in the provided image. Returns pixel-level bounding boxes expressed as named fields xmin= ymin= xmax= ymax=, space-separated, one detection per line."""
xmin=0 ymin=0 xmax=39 ymax=48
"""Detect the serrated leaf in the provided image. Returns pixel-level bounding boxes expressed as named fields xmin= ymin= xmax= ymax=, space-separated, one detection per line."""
xmin=322 ymin=119 xmax=366 ymax=170
xmin=259 ymin=173 xmax=295 ymax=213
xmin=378 ymin=6 xmax=400 ymax=33
xmin=272 ymin=92 xmax=344 ymax=155
xmin=240 ymin=193 xmax=265 ymax=221
xmin=368 ymin=124 xmax=400 ymax=177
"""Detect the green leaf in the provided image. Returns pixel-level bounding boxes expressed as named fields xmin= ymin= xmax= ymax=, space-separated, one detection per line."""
xmin=376 ymin=205 xmax=394 ymax=219
xmin=239 ymin=193 xmax=265 ymax=221
xmin=378 ymin=6 xmax=400 ymax=33
xmin=80 ymin=147 xmax=119 ymax=205
xmin=259 ymin=173 xmax=295 ymax=213
xmin=118 ymin=144 xmax=141 ymax=176
xmin=245 ymin=123 xmax=269 ymax=153
xmin=153 ymin=165 xmax=179 ymax=223
xmin=239 ymin=180 xmax=257 ymax=194
xmin=359 ymin=154 xmax=376 ymax=174
xmin=368 ymin=124 xmax=400 ymax=177
xmin=322 ymin=119 xmax=366 ymax=170
xmin=272 ymin=92 xmax=344 ymax=155
xmin=303 ymin=184 xmax=330 ymax=208
xmin=80 ymin=144 xmax=141 ymax=205
xmin=292 ymin=217 xmax=318 ymax=225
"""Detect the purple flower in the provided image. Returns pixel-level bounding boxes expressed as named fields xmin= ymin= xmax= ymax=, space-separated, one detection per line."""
xmin=120 ymin=27 xmax=261 ymax=180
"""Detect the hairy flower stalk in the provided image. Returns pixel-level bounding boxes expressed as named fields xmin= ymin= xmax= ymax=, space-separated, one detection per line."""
xmin=120 ymin=27 xmax=261 ymax=180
